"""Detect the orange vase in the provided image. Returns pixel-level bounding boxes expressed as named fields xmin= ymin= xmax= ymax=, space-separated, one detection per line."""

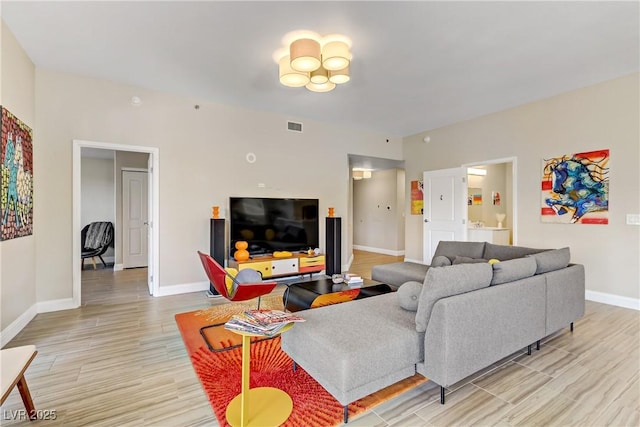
xmin=328 ymin=207 xmax=335 ymax=218
xmin=234 ymin=241 xmax=250 ymax=261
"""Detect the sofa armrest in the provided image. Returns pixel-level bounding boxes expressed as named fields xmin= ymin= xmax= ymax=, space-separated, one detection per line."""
xmin=544 ymin=264 xmax=585 ymax=335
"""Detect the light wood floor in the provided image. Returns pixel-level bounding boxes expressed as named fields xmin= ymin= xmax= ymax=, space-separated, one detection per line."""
xmin=2 ymin=252 xmax=638 ymax=426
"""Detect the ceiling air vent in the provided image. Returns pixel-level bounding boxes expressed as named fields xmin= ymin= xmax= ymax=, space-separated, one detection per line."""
xmin=287 ymin=121 xmax=303 ymax=133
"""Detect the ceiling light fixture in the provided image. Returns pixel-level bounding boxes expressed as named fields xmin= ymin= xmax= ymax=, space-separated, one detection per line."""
xmin=275 ymin=31 xmax=352 ymax=93
xmin=467 ymin=168 xmax=487 ymax=176
xmin=352 ymin=168 xmax=372 ymax=180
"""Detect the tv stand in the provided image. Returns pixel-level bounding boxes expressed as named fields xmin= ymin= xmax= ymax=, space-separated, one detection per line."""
xmin=229 ymin=253 xmax=325 ymax=279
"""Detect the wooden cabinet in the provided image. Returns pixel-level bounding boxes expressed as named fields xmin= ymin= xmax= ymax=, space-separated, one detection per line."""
xmin=270 ymin=258 xmax=300 ymax=276
xmin=232 ymin=254 xmax=325 ymax=279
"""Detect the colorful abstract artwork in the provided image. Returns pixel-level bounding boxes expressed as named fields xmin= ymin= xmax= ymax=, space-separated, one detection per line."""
xmin=410 ymin=180 xmax=423 ymax=215
xmin=1 ymin=106 xmax=34 ymax=240
xmin=541 ymin=149 xmax=609 ymax=224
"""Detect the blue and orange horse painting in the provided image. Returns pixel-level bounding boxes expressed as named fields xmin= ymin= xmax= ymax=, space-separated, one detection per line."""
xmin=542 ymin=150 xmax=609 ymax=224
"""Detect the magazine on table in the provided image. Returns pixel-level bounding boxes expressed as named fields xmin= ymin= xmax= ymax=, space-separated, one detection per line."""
xmin=245 ymin=309 xmax=306 ymax=325
xmin=224 ymin=310 xmax=305 ymax=336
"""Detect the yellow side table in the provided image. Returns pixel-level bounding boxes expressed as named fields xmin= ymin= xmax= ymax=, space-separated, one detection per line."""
xmin=226 ymin=324 xmax=293 ymax=427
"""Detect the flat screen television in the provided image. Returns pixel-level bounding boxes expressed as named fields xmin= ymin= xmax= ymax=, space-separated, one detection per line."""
xmin=229 ymin=197 xmax=319 ymax=257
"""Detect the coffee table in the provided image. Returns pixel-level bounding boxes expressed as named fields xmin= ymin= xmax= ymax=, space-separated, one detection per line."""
xmin=283 ymin=277 xmax=393 ymax=312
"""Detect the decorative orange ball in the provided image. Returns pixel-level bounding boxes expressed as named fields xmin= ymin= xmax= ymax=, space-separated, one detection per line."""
xmin=234 ymin=241 xmax=250 ymax=261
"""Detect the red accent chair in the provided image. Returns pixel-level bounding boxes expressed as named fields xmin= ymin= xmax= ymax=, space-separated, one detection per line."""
xmin=197 ymin=251 xmax=278 ymax=352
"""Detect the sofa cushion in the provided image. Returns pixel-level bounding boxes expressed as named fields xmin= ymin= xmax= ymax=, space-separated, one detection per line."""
xmin=431 ymin=255 xmax=452 ymax=267
xmin=433 ymin=241 xmax=486 ymax=263
xmin=490 ymin=257 xmax=537 ymax=285
xmin=527 ymin=247 xmax=570 ymax=274
xmin=397 ymin=281 xmax=422 ymax=311
xmin=415 ymin=263 xmax=493 ymax=332
xmin=371 ymin=262 xmax=429 ymax=289
xmin=483 ymin=243 xmax=546 ymax=261
xmin=452 ymin=256 xmax=488 ymax=265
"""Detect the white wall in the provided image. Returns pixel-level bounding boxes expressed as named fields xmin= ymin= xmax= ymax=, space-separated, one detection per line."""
xmin=353 ymin=168 xmax=405 ymax=255
xmin=404 ymin=74 xmax=640 ymax=302
xmin=34 ymin=69 xmax=403 ymax=302
xmin=81 ymin=156 xmax=116 ymax=260
xmin=0 ymin=20 xmax=36 ymax=333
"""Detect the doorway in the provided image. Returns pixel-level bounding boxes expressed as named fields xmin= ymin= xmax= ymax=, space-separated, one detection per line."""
xmin=464 ymin=157 xmax=517 ymax=245
xmin=73 ymin=140 xmax=160 ymax=306
xmin=421 ymin=157 xmax=517 ymax=264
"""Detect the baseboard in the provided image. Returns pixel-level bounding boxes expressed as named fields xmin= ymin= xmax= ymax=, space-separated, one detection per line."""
xmin=586 ymin=290 xmax=640 ymax=311
xmin=353 ymin=245 xmax=405 ymax=257
xmin=1 ymin=304 xmax=38 ymax=348
xmin=344 ymin=253 xmax=354 ymax=273
xmin=113 ymin=263 xmax=124 ymax=271
xmin=403 ymin=257 xmax=424 ymax=264
xmin=37 ymin=298 xmax=78 ymax=313
xmin=155 ymin=281 xmax=209 ymax=297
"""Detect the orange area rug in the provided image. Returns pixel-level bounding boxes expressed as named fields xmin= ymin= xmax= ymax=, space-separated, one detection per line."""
xmin=175 ymin=295 xmax=427 ymax=426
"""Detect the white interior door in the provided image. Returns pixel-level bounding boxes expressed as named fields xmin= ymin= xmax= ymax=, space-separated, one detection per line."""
xmin=423 ymin=167 xmax=467 ymax=264
xmin=123 ymin=170 xmax=149 ymax=269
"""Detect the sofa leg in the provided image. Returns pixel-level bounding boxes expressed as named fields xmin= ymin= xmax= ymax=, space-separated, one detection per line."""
xmin=536 ymin=340 xmax=540 ymax=351
xmin=440 ymin=386 xmax=445 ymax=404
xmin=293 ymin=361 xmax=297 ymax=372
xmin=527 ymin=344 xmax=532 ymax=355
xmin=344 ymin=405 xmax=348 ymax=423
xmin=570 ymin=322 xmax=574 ymax=332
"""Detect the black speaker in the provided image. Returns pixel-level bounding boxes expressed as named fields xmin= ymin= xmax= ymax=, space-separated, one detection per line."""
xmin=209 ymin=218 xmax=225 ymax=295
xmin=325 ymin=217 xmax=341 ymax=276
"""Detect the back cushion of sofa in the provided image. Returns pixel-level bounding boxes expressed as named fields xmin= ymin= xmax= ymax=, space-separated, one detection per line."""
xmin=483 ymin=243 xmax=546 ymax=261
xmin=415 ymin=263 xmax=493 ymax=332
xmin=491 ymin=257 xmax=537 ymax=285
xmin=527 ymin=247 xmax=571 ymax=274
xmin=433 ymin=241 xmax=486 ymax=263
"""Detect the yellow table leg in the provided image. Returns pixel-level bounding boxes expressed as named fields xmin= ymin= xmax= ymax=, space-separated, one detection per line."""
xmin=226 ymin=334 xmax=292 ymax=427
xmin=241 ymin=334 xmax=250 ymax=426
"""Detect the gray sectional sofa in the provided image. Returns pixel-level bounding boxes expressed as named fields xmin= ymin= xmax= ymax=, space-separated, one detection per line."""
xmin=281 ymin=241 xmax=585 ymax=423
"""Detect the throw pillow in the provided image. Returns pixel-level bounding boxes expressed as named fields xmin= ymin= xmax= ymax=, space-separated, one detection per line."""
xmin=527 ymin=247 xmax=571 ymax=274
xmin=452 ymin=256 xmax=488 ymax=265
xmin=431 ymin=256 xmax=452 ymax=268
xmin=224 ymin=267 xmax=239 ymax=294
xmin=415 ymin=263 xmax=493 ymax=332
xmin=490 ymin=257 xmax=537 ymax=285
xmin=235 ymin=268 xmax=263 ymax=284
xmin=397 ymin=281 xmax=422 ymax=311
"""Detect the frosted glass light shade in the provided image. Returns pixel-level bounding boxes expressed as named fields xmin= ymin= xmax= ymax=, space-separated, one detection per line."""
xmin=352 ymin=170 xmax=363 ymax=180
xmin=310 ymin=65 xmax=329 ymax=84
xmin=279 ymin=55 xmax=310 ymax=87
xmin=306 ymin=81 xmax=336 ymax=92
xmin=329 ymin=66 xmax=350 ymax=84
xmin=290 ymin=38 xmax=321 ymax=72
xmin=362 ymin=170 xmax=372 ymax=179
xmin=322 ymin=41 xmax=350 ymax=71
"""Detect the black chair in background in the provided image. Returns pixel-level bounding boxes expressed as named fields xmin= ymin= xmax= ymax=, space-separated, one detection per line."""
xmin=81 ymin=221 xmax=114 ymax=270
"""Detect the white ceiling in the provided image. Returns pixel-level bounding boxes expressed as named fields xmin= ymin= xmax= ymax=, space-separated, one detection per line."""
xmin=2 ymin=1 xmax=638 ymax=137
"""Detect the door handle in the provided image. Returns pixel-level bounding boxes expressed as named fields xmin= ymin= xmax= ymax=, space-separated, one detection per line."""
xmin=424 ymin=219 xmax=430 ymax=223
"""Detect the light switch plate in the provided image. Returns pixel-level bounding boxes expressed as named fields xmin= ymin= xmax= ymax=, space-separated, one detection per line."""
xmin=626 ymin=214 xmax=640 ymax=225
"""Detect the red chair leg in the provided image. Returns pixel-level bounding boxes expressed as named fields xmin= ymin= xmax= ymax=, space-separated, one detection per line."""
xmin=16 ymin=375 xmax=36 ymax=420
